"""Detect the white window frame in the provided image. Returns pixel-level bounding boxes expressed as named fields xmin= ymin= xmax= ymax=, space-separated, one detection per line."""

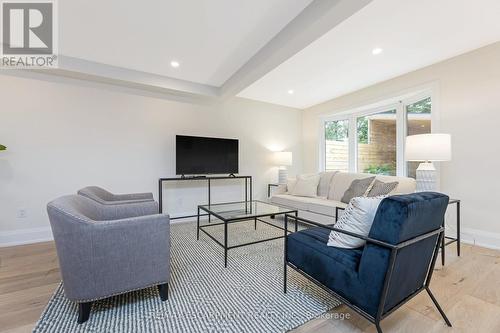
xmin=319 ymin=86 xmax=438 ymax=178
xmin=353 ymin=104 xmax=399 ymax=175
xmin=321 ymin=118 xmax=350 ymax=172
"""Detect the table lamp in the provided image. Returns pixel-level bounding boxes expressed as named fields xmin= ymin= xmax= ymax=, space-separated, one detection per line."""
xmin=273 ymin=151 xmax=292 ymax=184
xmin=405 ymin=134 xmax=451 ymax=191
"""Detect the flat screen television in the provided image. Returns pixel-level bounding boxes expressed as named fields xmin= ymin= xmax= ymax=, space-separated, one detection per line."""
xmin=176 ymin=135 xmax=239 ymax=175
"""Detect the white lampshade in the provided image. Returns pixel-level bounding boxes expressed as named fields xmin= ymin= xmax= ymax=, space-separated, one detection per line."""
xmin=405 ymin=134 xmax=451 ymax=162
xmin=273 ymin=151 xmax=293 ymax=166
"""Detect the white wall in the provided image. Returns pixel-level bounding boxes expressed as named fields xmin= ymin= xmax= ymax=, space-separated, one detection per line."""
xmin=0 ymin=73 xmax=303 ymax=246
xmin=303 ymin=42 xmax=500 ymax=248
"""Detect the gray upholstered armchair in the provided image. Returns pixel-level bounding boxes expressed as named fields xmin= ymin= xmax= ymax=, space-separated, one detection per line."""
xmin=47 ymin=195 xmax=170 ymax=324
xmin=78 ymin=186 xmax=157 ymax=209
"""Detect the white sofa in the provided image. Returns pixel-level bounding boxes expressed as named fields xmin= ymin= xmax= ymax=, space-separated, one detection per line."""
xmin=270 ymin=171 xmax=416 ymax=224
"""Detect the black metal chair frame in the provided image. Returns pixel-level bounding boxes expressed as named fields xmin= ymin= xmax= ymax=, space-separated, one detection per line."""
xmin=283 ymin=214 xmax=452 ymax=333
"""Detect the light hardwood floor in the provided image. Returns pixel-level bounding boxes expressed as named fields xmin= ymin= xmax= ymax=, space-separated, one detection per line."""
xmin=1 ymin=241 xmax=499 ymax=333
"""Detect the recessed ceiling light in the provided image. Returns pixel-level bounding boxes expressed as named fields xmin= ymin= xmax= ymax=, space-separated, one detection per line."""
xmin=372 ymin=47 xmax=383 ymax=55
xmin=288 ymin=89 xmax=294 ymax=95
xmin=170 ymin=60 xmax=180 ymax=68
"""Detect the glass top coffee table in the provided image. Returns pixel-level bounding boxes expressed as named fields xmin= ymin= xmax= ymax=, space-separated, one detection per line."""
xmin=197 ymin=200 xmax=298 ymax=267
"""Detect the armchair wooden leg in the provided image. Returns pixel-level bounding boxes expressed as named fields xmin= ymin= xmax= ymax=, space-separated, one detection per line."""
xmin=426 ymin=287 xmax=452 ymax=327
xmin=77 ymin=301 xmax=92 ymax=324
xmin=158 ymin=283 xmax=169 ymax=301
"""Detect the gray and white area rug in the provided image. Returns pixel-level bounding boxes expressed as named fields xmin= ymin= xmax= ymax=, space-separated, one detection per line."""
xmin=34 ymin=220 xmax=340 ymax=332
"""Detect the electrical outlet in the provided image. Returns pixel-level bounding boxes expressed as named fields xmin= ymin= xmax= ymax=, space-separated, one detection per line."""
xmin=17 ymin=209 xmax=27 ymax=219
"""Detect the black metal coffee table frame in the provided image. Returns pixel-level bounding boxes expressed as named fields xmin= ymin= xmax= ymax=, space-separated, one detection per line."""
xmin=197 ymin=200 xmax=298 ymax=268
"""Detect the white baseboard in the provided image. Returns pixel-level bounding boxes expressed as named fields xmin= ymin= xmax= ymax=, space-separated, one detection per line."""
xmin=0 ymin=227 xmax=53 ymax=247
xmin=169 ymin=211 xmax=196 ymax=219
xmin=0 ymin=214 xmax=194 ymax=247
xmin=2 ymin=223 xmax=500 ymax=251
xmin=460 ymin=227 xmax=500 ymax=250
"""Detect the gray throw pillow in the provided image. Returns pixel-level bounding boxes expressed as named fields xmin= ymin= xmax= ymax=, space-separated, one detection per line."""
xmin=367 ymin=179 xmax=399 ymax=197
xmin=341 ymin=176 xmax=375 ymax=204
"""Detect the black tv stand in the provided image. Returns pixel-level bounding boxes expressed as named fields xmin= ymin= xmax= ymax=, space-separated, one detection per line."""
xmin=158 ymin=175 xmax=252 ymax=219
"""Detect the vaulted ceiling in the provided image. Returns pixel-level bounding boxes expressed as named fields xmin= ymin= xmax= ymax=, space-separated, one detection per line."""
xmin=59 ymin=0 xmax=313 ymax=87
xmin=22 ymin=0 xmax=500 ymax=108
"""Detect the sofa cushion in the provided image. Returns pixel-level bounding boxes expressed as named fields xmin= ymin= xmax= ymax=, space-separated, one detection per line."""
xmin=292 ymin=174 xmax=320 ymax=197
xmin=270 ymin=194 xmax=312 ymax=211
xmin=374 ymin=175 xmax=416 ymax=194
xmin=367 ymin=179 xmax=399 ymax=197
xmin=270 ymin=194 xmax=346 ymax=217
xmin=306 ymin=197 xmax=346 ymax=217
xmin=318 ymin=171 xmax=337 ymax=198
xmin=286 ymin=178 xmax=297 ymax=193
xmin=328 ymin=173 xmax=370 ymax=201
xmin=340 ymin=176 xmax=375 ymax=204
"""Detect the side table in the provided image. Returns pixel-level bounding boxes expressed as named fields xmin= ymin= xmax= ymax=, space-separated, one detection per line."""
xmin=268 ymin=183 xmax=279 ymax=197
xmin=441 ymin=199 xmax=461 ymax=266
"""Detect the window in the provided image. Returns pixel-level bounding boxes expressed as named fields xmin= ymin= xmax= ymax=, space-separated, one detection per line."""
xmin=321 ymin=94 xmax=432 ymax=178
xmin=406 ymin=97 xmax=432 ymax=178
xmin=324 ymin=119 xmax=349 ymax=172
xmin=357 ymin=110 xmax=397 ymax=176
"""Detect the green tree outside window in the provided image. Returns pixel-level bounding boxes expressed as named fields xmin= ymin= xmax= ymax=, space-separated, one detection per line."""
xmin=325 ymin=120 xmax=349 ymax=141
xmin=357 ymin=118 xmax=368 ymax=144
xmin=407 ymin=97 xmax=431 ymax=114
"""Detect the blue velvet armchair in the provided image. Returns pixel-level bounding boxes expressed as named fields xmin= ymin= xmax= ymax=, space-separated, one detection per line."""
xmin=284 ymin=192 xmax=452 ymax=333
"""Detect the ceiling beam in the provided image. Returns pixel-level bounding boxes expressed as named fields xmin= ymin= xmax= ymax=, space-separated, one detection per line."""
xmin=22 ymin=56 xmax=220 ymax=102
xmin=59 ymin=56 xmax=218 ymax=96
xmin=2 ymin=67 xmax=219 ymax=105
xmin=220 ymin=0 xmax=373 ymax=98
